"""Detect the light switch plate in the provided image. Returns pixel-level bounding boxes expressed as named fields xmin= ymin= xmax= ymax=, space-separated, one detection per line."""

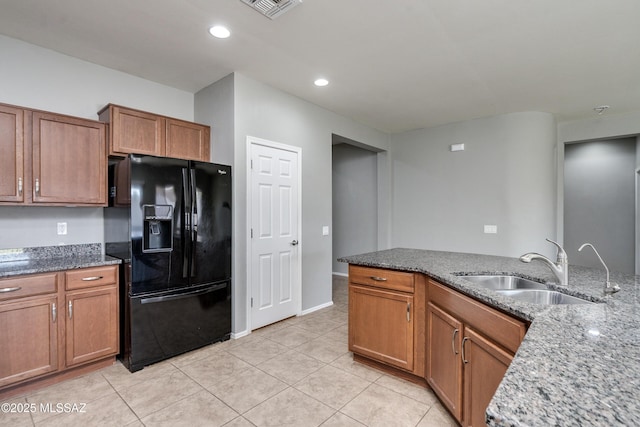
xmin=322 ymin=226 xmax=329 ymax=236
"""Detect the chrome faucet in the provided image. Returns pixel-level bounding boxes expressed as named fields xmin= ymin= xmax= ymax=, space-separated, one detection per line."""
xmin=578 ymin=243 xmax=620 ymax=294
xmin=519 ymin=238 xmax=568 ymax=287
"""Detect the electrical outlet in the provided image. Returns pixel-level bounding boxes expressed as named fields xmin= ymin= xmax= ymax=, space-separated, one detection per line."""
xmin=484 ymin=225 xmax=497 ymax=234
xmin=57 ymin=222 xmax=67 ymax=235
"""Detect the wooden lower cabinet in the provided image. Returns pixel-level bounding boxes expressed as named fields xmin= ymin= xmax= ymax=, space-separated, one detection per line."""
xmin=462 ymin=327 xmax=513 ymax=427
xmin=426 ymin=302 xmax=463 ymax=420
xmin=0 ymin=266 xmax=119 ymax=397
xmin=427 ymin=279 xmax=526 ymax=426
xmin=348 ymin=265 xmax=425 ymax=378
xmin=0 ymin=296 xmax=58 ymax=388
xmin=65 ymin=286 xmax=118 ymax=367
xmin=349 ymin=285 xmax=414 ymax=371
xmin=347 ymin=265 xmax=527 ymax=426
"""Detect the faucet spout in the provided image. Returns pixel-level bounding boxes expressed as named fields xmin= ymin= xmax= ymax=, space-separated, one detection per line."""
xmin=578 ymin=243 xmax=620 ymax=294
xmin=519 ymin=239 xmax=569 ymax=287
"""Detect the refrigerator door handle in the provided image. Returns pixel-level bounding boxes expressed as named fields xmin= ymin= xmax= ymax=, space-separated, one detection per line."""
xmin=182 ymin=168 xmax=190 ymax=279
xmin=190 ymin=167 xmax=198 ymax=277
xmin=139 ymin=283 xmax=228 ymax=304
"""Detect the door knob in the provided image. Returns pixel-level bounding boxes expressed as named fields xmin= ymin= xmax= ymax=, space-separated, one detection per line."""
xmin=291 ymin=240 xmax=299 ymax=246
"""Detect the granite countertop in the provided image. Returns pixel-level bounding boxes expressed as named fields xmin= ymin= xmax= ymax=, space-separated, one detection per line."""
xmin=0 ymin=243 xmax=121 ymax=278
xmin=339 ymin=248 xmax=640 ymax=426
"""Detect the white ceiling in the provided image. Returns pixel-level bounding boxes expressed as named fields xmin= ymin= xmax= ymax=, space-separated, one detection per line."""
xmin=1 ymin=0 xmax=639 ymax=133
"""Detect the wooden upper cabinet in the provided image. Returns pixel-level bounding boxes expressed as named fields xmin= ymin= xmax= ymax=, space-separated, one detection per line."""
xmin=32 ymin=112 xmax=106 ymax=205
xmin=0 ymin=104 xmax=24 ymax=202
xmin=99 ymin=104 xmax=210 ymax=162
xmin=101 ymin=105 xmax=165 ymax=156
xmin=166 ymin=118 xmax=210 ymax=161
xmin=0 ymin=103 xmax=107 ymax=207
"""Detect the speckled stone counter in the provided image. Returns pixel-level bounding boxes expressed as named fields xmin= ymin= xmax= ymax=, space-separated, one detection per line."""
xmin=0 ymin=243 xmax=121 ymax=278
xmin=339 ymin=248 xmax=640 ymax=426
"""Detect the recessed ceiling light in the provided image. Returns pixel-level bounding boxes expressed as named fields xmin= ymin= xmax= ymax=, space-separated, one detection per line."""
xmin=209 ymin=25 xmax=230 ymax=39
xmin=314 ymin=78 xmax=329 ymax=87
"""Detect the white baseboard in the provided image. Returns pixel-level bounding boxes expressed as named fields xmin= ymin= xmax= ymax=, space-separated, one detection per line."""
xmin=299 ymin=301 xmax=334 ymax=316
xmin=231 ymin=330 xmax=250 ymax=339
xmin=332 ymin=271 xmax=348 ymax=277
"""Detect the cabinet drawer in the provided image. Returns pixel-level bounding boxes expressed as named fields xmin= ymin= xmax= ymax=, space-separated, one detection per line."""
xmin=65 ymin=266 xmax=117 ymax=290
xmin=0 ymin=273 xmax=58 ymax=302
xmin=428 ymin=279 xmax=526 ymax=353
xmin=349 ymin=265 xmax=414 ymax=293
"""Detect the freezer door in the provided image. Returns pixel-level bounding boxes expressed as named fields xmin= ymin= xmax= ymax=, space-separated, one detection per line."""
xmin=130 ymin=155 xmax=190 ymax=295
xmin=126 ymin=281 xmax=231 ymax=372
xmin=189 ymin=162 xmax=232 ymax=286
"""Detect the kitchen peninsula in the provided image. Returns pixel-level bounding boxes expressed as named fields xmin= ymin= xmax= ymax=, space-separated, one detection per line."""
xmin=340 ymin=248 xmax=640 ymax=426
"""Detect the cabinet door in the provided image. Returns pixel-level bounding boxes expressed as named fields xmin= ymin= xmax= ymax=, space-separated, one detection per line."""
xmin=166 ymin=119 xmax=210 ymax=161
xmin=32 ymin=112 xmax=106 ymax=205
xmin=65 ymin=287 xmax=118 ymax=367
xmin=462 ymin=327 xmax=513 ymax=427
xmin=426 ymin=302 xmax=463 ymax=422
xmin=111 ymin=106 xmax=165 ymax=156
xmin=0 ymin=296 xmax=58 ymax=387
xmin=349 ymin=284 xmax=414 ymax=371
xmin=0 ymin=104 xmax=24 ymax=202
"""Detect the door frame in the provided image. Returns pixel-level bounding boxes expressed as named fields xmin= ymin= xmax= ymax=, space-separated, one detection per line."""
xmin=246 ymin=135 xmax=302 ymax=331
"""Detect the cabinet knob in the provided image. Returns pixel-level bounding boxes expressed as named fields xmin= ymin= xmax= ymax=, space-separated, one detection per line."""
xmin=370 ymin=276 xmax=387 ymax=282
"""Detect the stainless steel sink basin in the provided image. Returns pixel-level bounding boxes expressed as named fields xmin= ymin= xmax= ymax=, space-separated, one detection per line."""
xmin=457 ymin=275 xmax=547 ymax=290
xmin=495 ymin=289 xmax=593 ymax=305
xmin=457 ymin=274 xmax=594 ymax=305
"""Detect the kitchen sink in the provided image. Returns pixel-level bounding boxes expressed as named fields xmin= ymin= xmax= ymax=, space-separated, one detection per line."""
xmin=495 ymin=289 xmax=593 ymax=305
xmin=457 ymin=274 xmax=547 ymax=290
xmin=457 ymin=274 xmax=594 ymax=305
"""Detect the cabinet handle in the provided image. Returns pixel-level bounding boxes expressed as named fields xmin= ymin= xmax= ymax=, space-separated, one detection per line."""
xmin=68 ymin=301 xmax=73 ymax=319
xmin=18 ymin=177 xmax=23 ymax=196
xmin=35 ymin=178 xmax=40 ymax=195
xmin=52 ymin=303 xmax=57 ymax=323
xmin=461 ymin=337 xmax=469 ymax=364
xmin=406 ymin=302 xmax=411 ymax=321
xmin=370 ymin=276 xmax=387 ymax=282
xmin=81 ymin=276 xmax=103 ymax=281
xmin=0 ymin=286 xmax=21 ymax=293
xmin=452 ymin=328 xmax=459 ymax=355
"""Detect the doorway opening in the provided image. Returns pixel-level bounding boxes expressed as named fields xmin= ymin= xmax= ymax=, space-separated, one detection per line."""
xmin=331 ymin=134 xmax=387 ymax=276
xmin=563 ymin=136 xmax=638 ymax=274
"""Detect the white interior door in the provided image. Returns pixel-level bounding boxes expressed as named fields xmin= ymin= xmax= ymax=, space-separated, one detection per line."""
xmin=249 ymin=139 xmax=301 ymax=330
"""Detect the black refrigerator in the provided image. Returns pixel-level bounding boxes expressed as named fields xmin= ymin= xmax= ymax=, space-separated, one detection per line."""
xmin=104 ymin=154 xmax=231 ymax=372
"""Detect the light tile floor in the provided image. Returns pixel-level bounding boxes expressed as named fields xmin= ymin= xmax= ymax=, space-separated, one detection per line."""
xmin=1 ymin=276 xmax=457 ymax=427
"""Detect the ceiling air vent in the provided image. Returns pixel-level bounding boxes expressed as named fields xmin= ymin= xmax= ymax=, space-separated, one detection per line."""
xmin=240 ymin=0 xmax=302 ymax=19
